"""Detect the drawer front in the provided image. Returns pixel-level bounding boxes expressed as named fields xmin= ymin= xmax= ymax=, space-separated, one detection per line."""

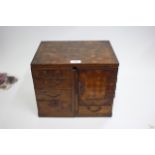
xmin=36 ymin=89 xmax=73 ymax=116
xmin=78 ymin=105 xmax=112 ymax=116
xmin=33 ymin=78 xmax=72 ymax=90
xmin=35 ymin=89 xmax=71 ymax=101
xmin=32 ymin=69 xmax=73 ymax=90
xmin=32 ymin=69 xmax=72 ymax=79
xmin=32 ymin=68 xmax=74 ymax=116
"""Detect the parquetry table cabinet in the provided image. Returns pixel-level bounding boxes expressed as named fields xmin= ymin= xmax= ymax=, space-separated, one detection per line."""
xmin=31 ymin=41 xmax=119 ymax=117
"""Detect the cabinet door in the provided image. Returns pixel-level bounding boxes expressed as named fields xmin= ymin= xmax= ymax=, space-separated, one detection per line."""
xmin=77 ymin=69 xmax=117 ymax=116
xmin=32 ymin=69 xmax=75 ymax=116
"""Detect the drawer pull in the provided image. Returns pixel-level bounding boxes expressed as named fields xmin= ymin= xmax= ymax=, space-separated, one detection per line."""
xmin=87 ymin=106 xmax=102 ymax=112
xmin=48 ymin=99 xmax=60 ymax=107
xmin=47 ymin=94 xmax=61 ymax=98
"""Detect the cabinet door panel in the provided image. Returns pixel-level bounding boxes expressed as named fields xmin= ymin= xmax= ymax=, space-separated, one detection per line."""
xmin=78 ymin=69 xmax=117 ymax=116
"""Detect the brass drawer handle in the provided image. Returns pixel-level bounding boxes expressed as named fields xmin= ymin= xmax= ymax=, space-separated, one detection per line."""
xmin=87 ymin=106 xmax=102 ymax=112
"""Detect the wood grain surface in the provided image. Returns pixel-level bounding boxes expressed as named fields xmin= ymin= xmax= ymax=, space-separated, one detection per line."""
xmin=32 ymin=41 xmax=119 ymax=66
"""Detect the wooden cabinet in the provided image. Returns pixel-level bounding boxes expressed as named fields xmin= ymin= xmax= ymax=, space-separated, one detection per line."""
xmin=31 ymin=41 xmax=119 ymax=117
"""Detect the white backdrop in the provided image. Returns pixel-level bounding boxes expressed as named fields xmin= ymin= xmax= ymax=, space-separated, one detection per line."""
xmin=0 ymin=26 xmax=155 ymax=128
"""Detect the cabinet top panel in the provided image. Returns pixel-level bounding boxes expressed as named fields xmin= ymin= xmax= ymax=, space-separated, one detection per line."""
xmin=31 ymin=41 xmax=119 ymax=66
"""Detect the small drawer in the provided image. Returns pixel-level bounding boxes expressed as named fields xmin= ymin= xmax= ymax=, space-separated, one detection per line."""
xmin=32 ymin=69 xmax=72 ymax=79
xmin=35 ymin=89 xmax=72 ymax=102
xmin=78 ymin=105 xmax=112 ymax=116
xmin=36 ymin=89 xmax=73 ymax=116
xmin=38 ymin=100 xmax=73 ymax=116
xmin=33 ymin=78 xmax=72 ymax=90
